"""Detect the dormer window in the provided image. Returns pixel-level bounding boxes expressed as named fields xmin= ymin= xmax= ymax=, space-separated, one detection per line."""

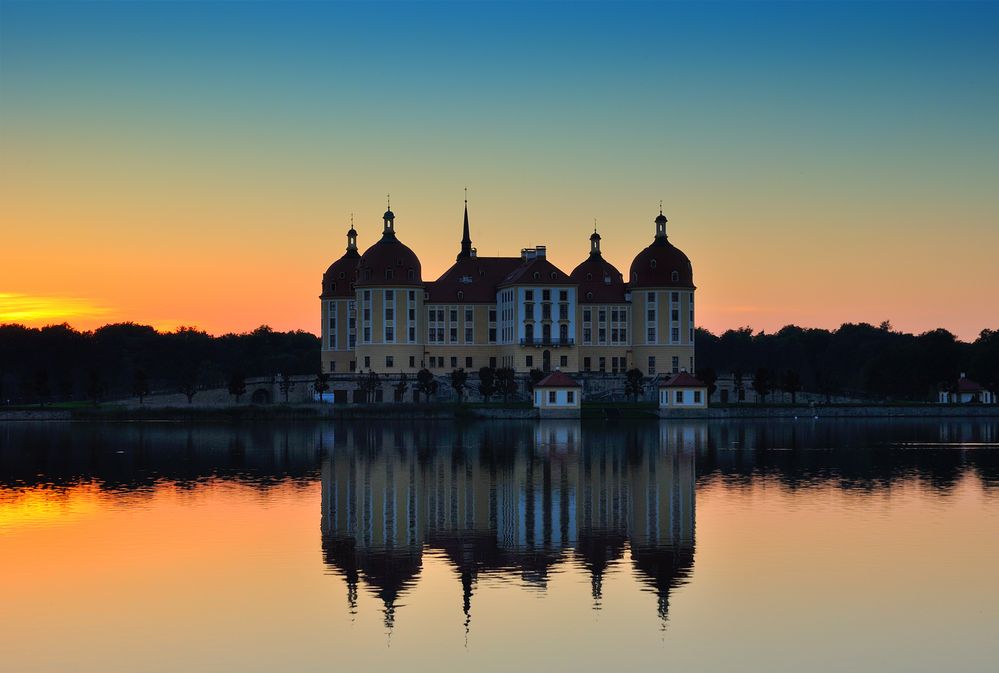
xmin=586 ymin=291 xmax=593 ymax=301
xmin=338 ymin=271 xmax=345 ymax=279
xmin=533 ymin=272 xmax=540 ymax=280
xmin=650 ymin=259 xmax=657 ymax=269
xmin=386 ymin=269 xmax=394 ymax=280
xmin=671 ymin=270 xmax=679 ymax=282
xmin=457 ymin=291 xmax=464 ymax=300
xmin=331 ymin=282 xmax=337 ymax=291
xmin=363 ymin=269 xmax=371 ymax=280
xmin=408 ymin=269 xmax=415 ymax=280
xmin=550 ymin=272 xmax=557 ymax=279
xmin=603 ymin=274 xmax=611 ymax=285
xmin=586 ymin=273 xmax=592 ymax=281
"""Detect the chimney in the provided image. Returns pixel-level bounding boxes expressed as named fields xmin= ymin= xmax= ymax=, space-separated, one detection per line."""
xmin=536 ymin=245 xmax=546 ymax=259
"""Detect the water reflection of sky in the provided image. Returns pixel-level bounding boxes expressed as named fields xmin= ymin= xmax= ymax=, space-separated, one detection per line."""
xmin=1 ymin=420 xmax=997 ymax=673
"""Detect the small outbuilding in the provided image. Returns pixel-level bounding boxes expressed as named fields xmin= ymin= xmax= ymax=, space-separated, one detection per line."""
xmin=534 ymin=371 xmax=582 ymax=418
xmin=938 ymin=374 xmax=995 ymax=404
xmin=659 ymin=372 xmax=708 ymax=410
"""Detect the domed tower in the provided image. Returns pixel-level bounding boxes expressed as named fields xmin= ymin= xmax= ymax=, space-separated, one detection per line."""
xmin=321 ymin=222 xmax=361 ymax=375
xmin=628 ymin=208 xmax=696 ymax=378
xmin=570 ymin=226 xmax=629 ymax=374
xmin=354 ymin=204 xmax=425 ymax=376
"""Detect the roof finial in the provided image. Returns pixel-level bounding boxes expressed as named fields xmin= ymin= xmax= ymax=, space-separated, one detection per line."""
xmin=464 ymin=185 xmax=468 ymax=205
xmin=593 ymin=217 xmax=598 ymax=233
xmin=659 ymin=199 xmax=663 ymax=215
xmin=387 ymin=193 xmax=391 ymax=210
xmin=350 ymin=212 xmax=354 ymax=228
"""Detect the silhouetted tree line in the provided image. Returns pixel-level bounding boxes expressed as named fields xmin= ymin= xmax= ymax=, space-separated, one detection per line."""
xmin=695 ymin=322 xmax=999 ymax=402
xmin=0 ymin=323 xmax=319 ymax=405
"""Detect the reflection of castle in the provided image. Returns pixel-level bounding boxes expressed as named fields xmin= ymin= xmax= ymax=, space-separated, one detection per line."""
xmin=320 ymin=422 xmax=702 ymax=628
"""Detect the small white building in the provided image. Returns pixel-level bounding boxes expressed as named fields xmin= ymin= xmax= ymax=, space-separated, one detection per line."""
xmin=659 ymin=372 xmax=708 ymax=410
xmin=534 ymin=371 xmax=582 ymax=418
xmin=938 ymin=374 xmax=995 ymax=404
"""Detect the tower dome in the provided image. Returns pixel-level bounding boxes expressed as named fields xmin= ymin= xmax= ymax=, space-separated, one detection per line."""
xmin=321 ymin=224 xmax=361 ymax=298
xmin=629 ymin=208 xmax=693 ymax=289
xmin=570 ymin=225 xmax=625 ymax=302
xmin=356 ymin=207 xmax=423 ymax=287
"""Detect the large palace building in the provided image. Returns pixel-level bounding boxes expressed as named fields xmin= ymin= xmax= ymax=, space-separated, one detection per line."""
xmin=320 ymin=202 xmax=695 ymax=378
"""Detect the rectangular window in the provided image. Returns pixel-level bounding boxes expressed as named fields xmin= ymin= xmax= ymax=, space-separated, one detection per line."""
xmin=671 ymin=309 xmax=679 ymax=321
xmin=560 ymin=355 xmax=568 ymax=367
xmin=647 ymin=292 xmax=655 ymax=302
xmin=548 ymin=391 xmax=556 ymax=404
xmin=567 ymin=391 xmax=575 ymax=404
xmin=671 ymin=292 xmax=679 ymax=302
xmin=450 ymin=309 xmax=458 ymax=323
xmin=385 ymin=290 xmax=394 ymax=301
xmin=409 ymin=326 xmax=416 ymax=342
xmin=488 ymin=328 xmax=497 ymax=342
xmin=647 ymin=327 xmax=655 ymax=343
xmin=350 ymin=360 xmax=356 ymax=372
xmin=598 ymin=357 xmax=606 ymax=372
xmin=598 ymin=309 xmax=606 ymax=323
xmin=559 ymin=304 xmax=568 ymax=320
xmin=450 ymin=356 xmax=458 ymax=369
xmin=583 ymin=309 xmax=591 ymax=323
xmin=385 ymin=326 xmax=394 ymax=342
xmin=364 ymin=327 xmax=371 ymax=342
xmin=385 ymin=356 xmax=394 ymax=368
xmin=364 ymin=356 xmax=370 ymax=369
xmin=672 ymin=356 xmax=679 ymax=373
xmin=675 ymin=390 xmax=684 ymax=404
xmin=647 ymin=309 xmax=656 ymax=322
xmin=694 ymin=390 xmax=702 ymax=403
xmin=583 ymin=357 xmax=591 ymax=371
xmin=488 ymin=308 xmax=497 ymax=322
xmin=598 ymin=328 xmax=606 ymax=343
xmin=409 ymin=356 xmax=415 ymax=368
xmin=648 ymin=356 xmax=656 ymax=375
xmin=583 ymin=328 xmax=592 ymax=343
xmin=542 ymin=289 xmax=551 ymax=301
xmin=671 ymin=327 xmax=680 ymax=342
xmin=526 ymin=355 xmax=534 ymax=367
xmin=525 ymin=290 xmax=534 ymax=301
xmin=559 ymin=290 xmax=568 ymax=301
xmin=542 ymin=303 xmax=551 ymax=320
xmin=489 ymin=357 xmax=497 ymax=368
xmin=465 ymin=327 xmax=473 ymax=343
xmin=330 ymin=361 xmax=336 ymax=373
xmin=450 ymin=327 xmax=458 ymax=342
xmin=465 ymin=357 xmax=473 ymax=369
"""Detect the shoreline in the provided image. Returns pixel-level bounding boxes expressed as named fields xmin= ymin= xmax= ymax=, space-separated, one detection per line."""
xmin=2 ymin=403 xmax=999 ymax=422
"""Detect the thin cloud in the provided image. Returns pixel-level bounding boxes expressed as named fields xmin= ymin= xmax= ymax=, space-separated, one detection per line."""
xmin=0 ymin=293 xmax=112 ymax=325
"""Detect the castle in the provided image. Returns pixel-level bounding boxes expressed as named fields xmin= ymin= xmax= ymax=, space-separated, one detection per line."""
xmin=320 ymin=200 xmax=696 ymax=385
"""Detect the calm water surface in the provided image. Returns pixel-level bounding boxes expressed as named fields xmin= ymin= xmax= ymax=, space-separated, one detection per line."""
xmin=1 ymin=419 xmax=997 ymax=673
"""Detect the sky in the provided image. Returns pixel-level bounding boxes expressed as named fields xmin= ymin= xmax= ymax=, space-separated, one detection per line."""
xmin=1 ymin=0 xmax=997 ymax=340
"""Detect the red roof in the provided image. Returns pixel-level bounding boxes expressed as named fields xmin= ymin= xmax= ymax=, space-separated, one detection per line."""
xmin=956 ymin=376 xmax=985 ymax=393
xmin=426 ymin=256 xmax=523 ymax=303
xmin=570 ymin=254 xmax=626 ymax=303
xmin=660 ymin=372 xmax=705 ymax=388
xmin=499 ymin=257 xmax=573 ymax=287
xmin=536 ymin=371 xmax=582 ymax=388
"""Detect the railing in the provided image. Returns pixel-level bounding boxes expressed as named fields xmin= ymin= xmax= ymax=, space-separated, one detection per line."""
xmin=519 ymin=338 xmax=575 ymax=347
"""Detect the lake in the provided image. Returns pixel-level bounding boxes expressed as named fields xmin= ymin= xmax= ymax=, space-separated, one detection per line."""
xmin=1 ymin=419 xmax=997 ymax=673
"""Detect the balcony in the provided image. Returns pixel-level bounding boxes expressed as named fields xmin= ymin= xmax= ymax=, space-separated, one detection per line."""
xmin=519 ymin=338 xmax=575 ymax=347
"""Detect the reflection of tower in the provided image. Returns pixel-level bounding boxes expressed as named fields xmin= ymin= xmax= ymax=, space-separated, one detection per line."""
xmin=320 ymin=427 xmax=424 ymax=629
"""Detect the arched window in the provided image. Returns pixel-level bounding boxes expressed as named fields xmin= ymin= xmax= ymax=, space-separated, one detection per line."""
xmin=550 ymin=271 xmax=556 ymax=279
xmin=338 ymin=271 xmax=345 ymax=279
xmin=525 ymin=323 xmax=534 ymax=341
xmin=586 ymin=273 xmax=592 ymax=281
xmin=650 ymin=259 xmax=657 ymax=269
xmin=586 ymin=291 xmax=593 ymax=301
xmin=559 ymin=324 xmax=568 ymax=342
xmin=533 ymin=272 xmax=540 ymax=280
xmin=457 ymin=291 xmax=464 ymax=300
xmin=671 ymin=270 xmax=679 ymax=282
xmin=363 ymin=269 xmax=371 ymax=280
xmin=331 ymin=282 xmax=336 ymax=292
xmin=408 ymin=269 xmax=415 ymax=280
xmin=385 ymin=268 xmax=394 ymax=280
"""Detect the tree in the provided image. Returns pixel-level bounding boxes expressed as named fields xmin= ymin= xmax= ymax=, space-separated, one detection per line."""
xmin=394 ymin=372 xmax=410 ymax=402
xmin=752 ymin=368 xmax=772 ymax=404
xmin=478 ymin=366 xmax=496 ymax=403
xmin=527 ymin=368 xmax=546 ymax=393
xmin=416 ymin=368 xmax=437 ymax=403
xmin=732 ymin=369 xmax=745 ymax=402
xmin=132 ymin=368 xmax=150 ymax=404
xmin=279 ymin=371 xmax=295 ymax=403
xmin=781 ymin=369 xmax=802 ymax=404
xmin=227 ymin=371 xmax=247 ymax=403
xmin=625 ymin=368 xmax=645 ymax=402
xmin=450 ymin=368 xmax=469 ymax=402
xmin=312 ymin=371 xmax=330 ymax=400
xmin=32 ymin=369 xmax=50 ymax=407
xmin=85 ymin=369 xmax=105 ymax=406
xmin=696 ymin=367 xmax=718 ymax=401
xmin=495 ymin=367 xmax=518 ymax=402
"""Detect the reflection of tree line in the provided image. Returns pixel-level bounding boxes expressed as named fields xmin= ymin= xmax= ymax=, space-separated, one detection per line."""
xmin=321 ymin=422 xmax=698 ymax=628
xmin=1 ymin=419 xmax=995 ymax=495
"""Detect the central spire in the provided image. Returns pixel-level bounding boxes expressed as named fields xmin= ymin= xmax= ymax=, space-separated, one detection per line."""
xmin=457 ymin=188 xmax=472 ymax=260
